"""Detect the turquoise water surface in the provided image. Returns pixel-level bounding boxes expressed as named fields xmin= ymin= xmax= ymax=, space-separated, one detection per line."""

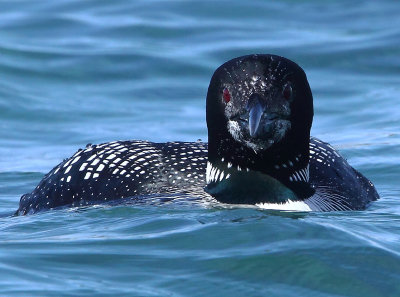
xmin=1 ymin=1 xmax=400 ymax=296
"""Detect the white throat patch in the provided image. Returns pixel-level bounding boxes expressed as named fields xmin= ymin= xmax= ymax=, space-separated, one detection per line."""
xmin=206 ymin=161 xmax=232 ymax=184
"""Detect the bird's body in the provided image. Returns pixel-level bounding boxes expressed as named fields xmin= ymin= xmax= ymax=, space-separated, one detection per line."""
xmin=17 ymin=138 xmax=377 ymax=215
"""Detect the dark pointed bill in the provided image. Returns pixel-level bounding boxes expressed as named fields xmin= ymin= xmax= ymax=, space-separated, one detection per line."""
xmin=248 ymin=98 xmax=264 ymax=137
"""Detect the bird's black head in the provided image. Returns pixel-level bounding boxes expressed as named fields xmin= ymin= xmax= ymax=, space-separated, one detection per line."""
xmin=206 ymin=54 xmax=314 ymax=202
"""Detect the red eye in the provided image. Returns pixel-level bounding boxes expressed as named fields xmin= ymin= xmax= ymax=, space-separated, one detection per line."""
xmin=223 ymin=88 xmax=231 ymax=103
xmin=283 ymin=84 xmax=293 ymax=100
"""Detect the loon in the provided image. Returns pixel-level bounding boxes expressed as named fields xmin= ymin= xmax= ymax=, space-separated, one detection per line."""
xmin=17 ymin=54 xmax=379 ymax=215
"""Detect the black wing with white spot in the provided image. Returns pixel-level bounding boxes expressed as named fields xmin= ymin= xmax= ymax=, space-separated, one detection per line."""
xmin=17 ymin=141 xmax=208 ymax=214
xmin=306 ymin=137 xmax=379 ymax=211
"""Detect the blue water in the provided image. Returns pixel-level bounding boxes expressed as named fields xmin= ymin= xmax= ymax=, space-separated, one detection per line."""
xmin=1 ymin=0 xmax=400 ymax=296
